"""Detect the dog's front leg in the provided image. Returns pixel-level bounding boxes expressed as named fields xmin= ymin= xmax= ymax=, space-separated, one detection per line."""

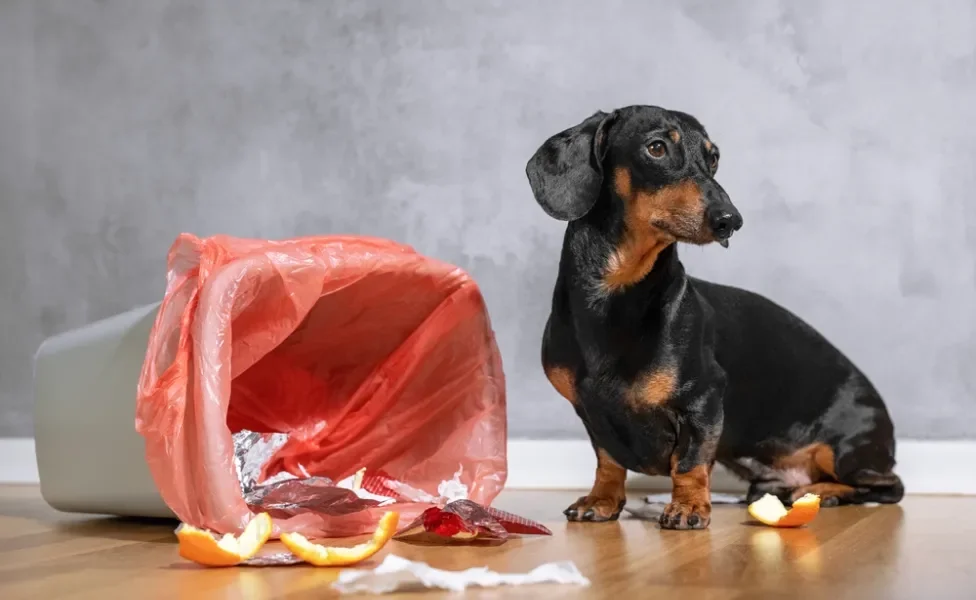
xmin=660 ymin=398 xmax=723 ymax=530
xmin=564 ymin=445 xmax=627 ymax=522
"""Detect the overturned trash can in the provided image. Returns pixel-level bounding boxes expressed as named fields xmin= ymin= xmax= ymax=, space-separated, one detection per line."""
xmin=34 ymin=302 xmax=172 ymax=519
xmin=36 ymin=234 xmax=507 ymax=539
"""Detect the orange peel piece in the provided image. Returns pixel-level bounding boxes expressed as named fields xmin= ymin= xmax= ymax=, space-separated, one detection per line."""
xmin=177 ymin=512 xmax=273 ymax=567
xmin=280 ymin=511 xmax=399 ymax=567
xmin=748 ymin=493 xmax=821 ymax=528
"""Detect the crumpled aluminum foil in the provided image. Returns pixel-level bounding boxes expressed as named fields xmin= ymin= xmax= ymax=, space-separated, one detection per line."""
xmin=233 ymin=430 xmax=293 ymax=496
xmin=242 ymin=552 xmax=306 ymax=567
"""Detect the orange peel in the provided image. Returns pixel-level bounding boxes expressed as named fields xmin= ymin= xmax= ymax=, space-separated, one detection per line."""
xmin=176 ymin=512 xmax=273 ymax=567
xmin=748 ymin=493 xmax=821 ymax=528
xmin=280 ymin=511 xmax=400 ymax=567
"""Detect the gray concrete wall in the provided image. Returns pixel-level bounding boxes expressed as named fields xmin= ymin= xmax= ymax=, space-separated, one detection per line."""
xmin=2 ymin=0 xmax=974 ymax=439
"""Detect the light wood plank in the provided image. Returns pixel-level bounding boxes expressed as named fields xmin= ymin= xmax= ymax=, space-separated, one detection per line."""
xmin=1 ymin=485 xmax=974 ymax=599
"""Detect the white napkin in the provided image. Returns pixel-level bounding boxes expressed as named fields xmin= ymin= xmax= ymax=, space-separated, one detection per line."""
xmin=625 ymin=492 xmax=743 ymax=520
xmin=642 ymin=492 xmax=742 ymax=505
xmin=332 ymin=554 xmax=591 ymax=594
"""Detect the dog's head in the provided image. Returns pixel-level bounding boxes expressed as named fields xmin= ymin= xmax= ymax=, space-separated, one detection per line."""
xmin=525 ymin=105 xmax=742 ymax=248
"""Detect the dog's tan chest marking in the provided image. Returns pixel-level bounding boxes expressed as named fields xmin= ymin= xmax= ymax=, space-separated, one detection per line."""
xmin=627 ymin=366 xmax=678 ymax=410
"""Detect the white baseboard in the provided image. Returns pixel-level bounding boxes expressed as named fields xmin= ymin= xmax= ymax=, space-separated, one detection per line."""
xmin=0 ymin=438 xmax=39 ymax=484
xmin=3 ymin=437 xmax=974 ymax=495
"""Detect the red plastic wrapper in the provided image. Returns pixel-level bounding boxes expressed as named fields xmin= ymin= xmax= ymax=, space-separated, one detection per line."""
xmin=244 ymin=477 xmax=379 ymax=520
xmin=394 ymin=500 xmax=552 ymax=545
xmin=135 ymin=234 xmax=507 ymax=538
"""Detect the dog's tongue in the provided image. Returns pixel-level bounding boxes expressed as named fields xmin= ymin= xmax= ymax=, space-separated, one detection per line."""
xmin=718 ymin=239 xmax=730 ymax=249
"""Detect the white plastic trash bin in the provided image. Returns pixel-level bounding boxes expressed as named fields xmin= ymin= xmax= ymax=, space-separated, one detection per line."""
xmin=33 ymin=303 xmax=174 ymax=519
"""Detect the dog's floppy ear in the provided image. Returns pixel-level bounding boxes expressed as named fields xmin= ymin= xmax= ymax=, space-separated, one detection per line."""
xmin=525 ymin=110 xmax=617 ymax=221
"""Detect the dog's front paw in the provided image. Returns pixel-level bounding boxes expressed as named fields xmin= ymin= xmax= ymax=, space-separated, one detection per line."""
xmin=564 ymin=494 xmax=626 ymax=522
xmin=659 ymin=501 xmax=711 ymax=530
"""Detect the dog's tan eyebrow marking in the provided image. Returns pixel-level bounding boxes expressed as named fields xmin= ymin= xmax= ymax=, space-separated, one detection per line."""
xmin=668 ymin=130 xmax=681 ymax=143
xmin=703 ymin=139 xmax=713 ymax=151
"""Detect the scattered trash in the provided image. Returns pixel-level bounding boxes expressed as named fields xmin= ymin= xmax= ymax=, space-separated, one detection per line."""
xmin=626 ymin=492 xmax=744 ymax=520
xmin=623 ymin=504 xmax=661 ymax=520
xmin=234 ymin=430 xmax=293 ymax=496
xmin=244 ymin=476 xmax=381 ymax=520
xmin=642 ymin=492 xmax=743 ymax=505
xmin=747 ymin=493 xmax=821 ymax=528
xmin=336 ymin=468 xmax=398 ymax=506
xmin=173 ymin=465 xmax=549 ymax=569
xmin=176 ymin=513 xmax=273 ymax=567
xmin=176 ymin=511 xmax=401 ymax=568
xmin=394 ymin=499 xmax=551 ymax=545
xmin=281 ymin=512 xmax=400 ymax=567
xmin=239 ymin=552 xmax=305 ymax=567
xmin=332 ymin=554 xmax=591 ymax=594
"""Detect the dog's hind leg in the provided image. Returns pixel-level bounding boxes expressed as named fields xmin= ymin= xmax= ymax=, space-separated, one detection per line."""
xmin=834 ymin=440 xmax=904 ymax=504
xmin=722 ymin=458 xmax=794 ymax=504
xmin=791 ymin=440 xmax=904 ymax=505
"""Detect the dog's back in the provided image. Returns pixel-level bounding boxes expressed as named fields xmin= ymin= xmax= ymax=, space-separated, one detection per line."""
xmin=693 ymin=278 xmax=898 ymax=490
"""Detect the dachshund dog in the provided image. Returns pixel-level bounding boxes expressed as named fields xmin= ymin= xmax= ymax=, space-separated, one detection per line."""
xmin=525 ymin=105 xmax=903 ymax=530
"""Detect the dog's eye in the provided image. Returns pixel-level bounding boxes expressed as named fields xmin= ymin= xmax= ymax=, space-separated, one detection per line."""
xmin=709 ymin=154 xmax=719 ymax=170
xmin=648 ymin=141 xmax=667 ymax=159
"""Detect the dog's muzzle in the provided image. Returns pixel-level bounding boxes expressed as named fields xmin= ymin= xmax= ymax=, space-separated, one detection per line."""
xmin=703 ymin=183 xmax=743 ymax=248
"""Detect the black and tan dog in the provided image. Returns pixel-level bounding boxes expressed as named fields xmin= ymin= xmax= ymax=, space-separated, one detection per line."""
xmin=525 ymin=105 xmax=903 ymax=530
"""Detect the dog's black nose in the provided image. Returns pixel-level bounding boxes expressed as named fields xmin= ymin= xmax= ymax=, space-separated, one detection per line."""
xmin=708 ymin=208 xmax=743 ymax=241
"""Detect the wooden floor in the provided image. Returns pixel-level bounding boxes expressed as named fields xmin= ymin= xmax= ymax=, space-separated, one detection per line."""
xmin=1 ymin=485 xmax=974 ymax=599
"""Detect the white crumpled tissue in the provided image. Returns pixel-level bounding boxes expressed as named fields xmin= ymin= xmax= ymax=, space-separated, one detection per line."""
xmin=332 ymin=554 xmax=591 ymax=595
xmin=642 ymin=492 xmax=742 ymax=505
xmin=625 ymin=492 xmax=743 ymax=520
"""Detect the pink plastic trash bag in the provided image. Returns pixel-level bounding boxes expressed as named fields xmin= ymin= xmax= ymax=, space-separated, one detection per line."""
xmin=135 ymin=234 xmax=507 ymax=537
